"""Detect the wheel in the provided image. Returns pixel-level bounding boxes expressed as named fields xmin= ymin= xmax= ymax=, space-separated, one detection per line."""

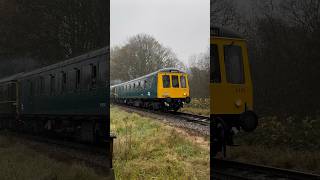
xmin=214 ymin=117 xmax=228 ymax=158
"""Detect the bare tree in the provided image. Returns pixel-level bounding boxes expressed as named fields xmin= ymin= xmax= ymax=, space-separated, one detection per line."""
xmin=280 ymin=0 xmax=320 ymax=32
xmin=211 ymin=0 xmax=237 ymax=27
xmin=187 ymin=48 xmax=209 ymax=98
xmin=111 ymin=34 xmax=184 ymax=81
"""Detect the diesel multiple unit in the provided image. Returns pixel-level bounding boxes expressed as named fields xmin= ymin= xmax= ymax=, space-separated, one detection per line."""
xmin=111 ymin=68 xmax=191 ymax=111
xmin=210 ymin=27 xmax=258 ymax=156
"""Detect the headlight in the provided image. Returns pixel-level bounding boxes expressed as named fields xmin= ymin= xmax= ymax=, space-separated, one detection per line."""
xmin=235 ymin=99 xmax=242 ymax=107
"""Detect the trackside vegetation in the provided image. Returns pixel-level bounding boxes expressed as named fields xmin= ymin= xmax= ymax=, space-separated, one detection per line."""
xmin=180 ymin=98 xmax=210 ymax=116
xmin=110 ymin=106 xmax=209 ymax=179
xmin=230 ymin=115 xmax=320 ymax=174
xmin=0 ymin=135 xmax=109 ymax=180
xmin=180 ymin=98 xmax=320 ymax=173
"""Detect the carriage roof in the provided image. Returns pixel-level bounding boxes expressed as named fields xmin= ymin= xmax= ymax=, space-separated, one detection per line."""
xmin=111 ymin=68 xmax=185 ymax=88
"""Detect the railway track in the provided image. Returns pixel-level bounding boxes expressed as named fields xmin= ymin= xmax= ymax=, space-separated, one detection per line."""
xmin=113 ymin=103 xmax=210 ymax=126
xmin=113 ymin=103 xmax=210 ymax=135
xmin=212 ymin=158 xmax=320 ymax=180
xmin=169 ymin=111 xmax=210 ymax=126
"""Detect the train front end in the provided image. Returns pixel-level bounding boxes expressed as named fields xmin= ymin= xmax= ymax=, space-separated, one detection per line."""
xmin=157 ymin=69 xmax=191 ymax=111
xmin=210 ymin=27 xmax=258 ymax=156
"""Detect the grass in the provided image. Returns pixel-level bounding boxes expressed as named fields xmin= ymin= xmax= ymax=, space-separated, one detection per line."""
xmin=0 ymin=135 xmax=110 ymax=180
xmin=230 ymin=115 xmax=320 ymax=174
xmin=180 ymin=98 xmax=210 ymax=116
xmin=110 ymin=106 xmax=209 ymax=179
xmin=228 ymin=145 xmax=320 ymax=174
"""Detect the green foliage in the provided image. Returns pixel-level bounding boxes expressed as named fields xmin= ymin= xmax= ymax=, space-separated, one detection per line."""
xmin=111 ymin=106 xmax=209 ymax=179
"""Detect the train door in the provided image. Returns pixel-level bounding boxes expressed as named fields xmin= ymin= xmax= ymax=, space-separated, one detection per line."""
xmin=210 ymin=37 xmax=253 ymax=116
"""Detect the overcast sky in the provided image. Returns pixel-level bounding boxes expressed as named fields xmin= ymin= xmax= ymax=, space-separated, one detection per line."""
xmin=111 ymin=0 xmax=209 ymax=65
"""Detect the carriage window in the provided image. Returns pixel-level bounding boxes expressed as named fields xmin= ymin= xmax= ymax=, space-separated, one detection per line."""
xmin=211 ymin=44 xmax=221 ymax=83
xmin=0 ymin=86 xmax=2 ymax=101
xmin=91 ymin=64 xmax=97 ymax=88
xmin=3 ymin=85 xmax=7 ymax=100
xmin=224 ymin=45 xmax=244 ymax=84
xmin=180 ymin=76 xmax=186 ymax=88
xmin=50 ymin=75 xmax=55 ymax=95
xmin=61 ymin=72 xmax=67 ymax=92
xmin=172 ymin=75 xmax=179 ymax=88
xmin=75 ymin=69 xmax=80 ymax=89
xmin=162 ymin=75 xmax=170 ymax=88
xmin=144 ymin=80 xmax=147 ymax=89
xmin=29 ymin=81 xmax=33 ymax=96
xmin=40 ymin=76 xmax=45 ymax=94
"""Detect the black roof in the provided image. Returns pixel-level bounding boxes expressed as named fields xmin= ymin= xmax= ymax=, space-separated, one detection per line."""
xmin=20 ymin=47 xmax=108 ymax=78
xmin=211 ymin=27 xmax=244 ymax=39
xmin=0 ymin=47 xmax=108 ymax=83
xmin=0 ymin=73 xmax=24 ymax=84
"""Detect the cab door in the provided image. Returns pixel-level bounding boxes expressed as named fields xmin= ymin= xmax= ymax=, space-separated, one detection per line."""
xmin=210 ymin=37 xmax=253 ymax=115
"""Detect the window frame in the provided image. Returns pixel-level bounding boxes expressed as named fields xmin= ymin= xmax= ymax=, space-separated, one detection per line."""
xmin=223 ymin=44 xmax=245 ymax=84
xmin=210 ymin=44 xmax=222 ymax=83
xmin=162 ymin=75 xmax=171 ymax=88
xmin=171 ymin=75 xmax=179 ymax=88
xmin=75 ymin=68 xmax=81 ymax=90
xmin=180 ymin=75 xmax=187 ymax=88
xmin=50 ymin=74 xmax=55 ymax=95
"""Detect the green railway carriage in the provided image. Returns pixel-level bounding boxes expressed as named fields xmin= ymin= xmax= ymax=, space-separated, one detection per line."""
xmin=111 ymin=68 xmax=190 ymax=111
xmin=111 ymin=70 xmax=158 ymax=99
xmin=19 ymin=48 xmax=109 ymax=116
xmin=0 ymin=47 xmax=114 ymax=177
xmin=0 ymin=74 xmax=22 ymax=128
xmin=0 ymin=47 xmax=111 ymax=139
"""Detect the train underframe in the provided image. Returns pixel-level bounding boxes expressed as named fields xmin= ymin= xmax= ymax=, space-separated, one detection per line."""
xmin=211 ymin=111 xmax=258 ymax=157
xmin=0 ymin=114 xmax=111 ymax=142
xmin=112 ymin=97 xmax=191 ymax=111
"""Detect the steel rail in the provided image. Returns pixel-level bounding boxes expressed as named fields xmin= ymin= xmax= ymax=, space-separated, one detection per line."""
xmin=113 ymin=103 xmax=210 ymax=126
xmin=212 ymin=158 xmax=320 ymax=180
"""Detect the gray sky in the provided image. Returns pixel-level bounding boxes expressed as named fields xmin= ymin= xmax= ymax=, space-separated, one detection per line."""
xmin=111 ymin=0 xmax=209 ymax=65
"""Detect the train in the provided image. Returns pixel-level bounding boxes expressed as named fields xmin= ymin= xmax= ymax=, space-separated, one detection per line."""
xmin=0 ymin=47 xmax=114 ymax=177
xmin=110 ymin=68 xmax=191 ymax=111
xmin=210 ymin=27 xmax=258 ymax=157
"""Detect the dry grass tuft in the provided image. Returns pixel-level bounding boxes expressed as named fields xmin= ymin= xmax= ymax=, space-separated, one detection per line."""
xmin=180 ymin=98 xmax=210 ymax=116
xmin=0 ymin=135 xmax=109 ymax=180
xmin=228 ymin=145 xmax=320 ymax=174
xmin=111 ymin=106 xmax=209 ymax=179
